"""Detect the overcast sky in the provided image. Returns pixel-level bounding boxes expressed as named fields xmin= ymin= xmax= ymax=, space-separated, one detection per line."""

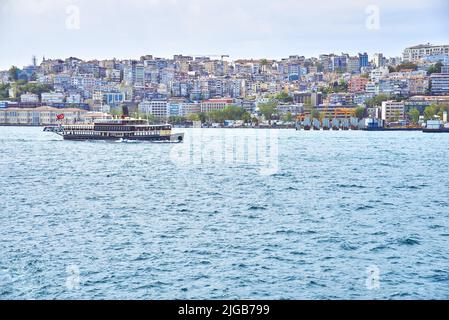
xmin=0 ymin=0 xmax=448 ymax=69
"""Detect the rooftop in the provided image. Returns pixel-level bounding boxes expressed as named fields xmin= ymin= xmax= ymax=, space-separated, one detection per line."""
xmin=407 ymin=43 xmax=449 ymax=49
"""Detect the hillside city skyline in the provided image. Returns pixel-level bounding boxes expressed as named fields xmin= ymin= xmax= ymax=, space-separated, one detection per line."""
xmin=1 ymin=0 xmax=448 ymax=69
xmin=3 ymin=44 xmax=448 ymax=72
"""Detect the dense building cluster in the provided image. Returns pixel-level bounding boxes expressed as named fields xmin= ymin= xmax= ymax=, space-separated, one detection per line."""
xmin=0 ymin=43 xmax=448 ymax=126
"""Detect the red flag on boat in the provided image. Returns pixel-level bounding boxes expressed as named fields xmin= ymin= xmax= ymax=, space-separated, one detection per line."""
xmin=56 ymin=114 xmax=65 ymax=120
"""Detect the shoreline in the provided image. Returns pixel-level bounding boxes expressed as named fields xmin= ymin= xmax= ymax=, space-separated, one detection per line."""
xmin=0 ymin=124 xmax=424 ymax=131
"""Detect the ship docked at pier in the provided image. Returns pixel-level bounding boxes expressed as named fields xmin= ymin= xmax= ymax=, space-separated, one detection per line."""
xmin=44 ymin=118 xmax=184 ymax=142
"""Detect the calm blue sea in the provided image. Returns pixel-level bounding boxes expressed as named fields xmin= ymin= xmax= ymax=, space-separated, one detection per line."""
xmin=0 ymin=126 xmax=449 ymax=299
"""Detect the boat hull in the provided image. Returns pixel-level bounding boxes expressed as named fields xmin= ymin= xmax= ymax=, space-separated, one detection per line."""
xmin=422 ymin=128 xmax=449 ymax=133
xmin=62 ymin=133 xmax=184 ymax=142
xmin=363 ymin=128 xmax=422 ymax=132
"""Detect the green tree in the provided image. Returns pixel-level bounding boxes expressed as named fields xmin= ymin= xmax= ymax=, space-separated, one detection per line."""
xmin=310 ymin=107 xmax=320 ymax=119
xmin=393 ymin=62 xmax=418 ymax=72
xmin=0 ymin=84 xmax=10 ymax=99
xmin=242 ymin=112 xmax=251 ymax=123
xmin=427 ymin=62 xmax=443 ymax=75
xmin=327 ymin=79 xmax=348 ymax=93
xmin=198 ymin=112 xmax=207 ymax=123
xmin=424 ymin=105 xmax=437 ymax=120
xmin=258 ymin=101 xmax=278 ymax=121
xmin=110 ymin=108 xmax=123 ymax=117
xmin=436 ymin=104 xmax=449 ymax=119
xmin=355 ymin=106 xmax=366 ymax=120
xmin=15 ymin=82 xmax=54 ymax=99
xmin=282 ymin=112 xmax=293 ymax=122
xmin=168 ymin=116 xmax=186 ymax=124
xmin=186 ymin=113 xmax=200 ymax=122
xmin=222 ymin=105 xmax=246 ymax=120
xmin=207 ymin=109 xmax=224 ymax=123
xmin=144 ymin=113 xmax=158 ymax=124
xmin=275 ymin=91 xmax=293 ymax=103
xmin=365 ymin=94 xmax=390 ymax=108
xmin=408 ymin=108 xmax=420 ymax=124
xmin=8 ymin=66 xmax=20 ymax=81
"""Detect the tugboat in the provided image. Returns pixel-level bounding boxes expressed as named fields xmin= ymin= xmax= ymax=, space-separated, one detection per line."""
xmin=44 ymin=107 xmax=184 ymax=142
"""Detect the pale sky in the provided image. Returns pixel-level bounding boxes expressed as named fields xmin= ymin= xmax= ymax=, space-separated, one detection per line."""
xmin=0 ymin=0 xmax=448 ymax=69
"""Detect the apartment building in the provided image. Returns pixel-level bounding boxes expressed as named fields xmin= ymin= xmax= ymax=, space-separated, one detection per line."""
xmin=200 ymin=99 xmax=234 ymax=113
xmin=348 ymin=77 xmax=368 ymax=93
xmin=0 ymin=106 xmax=87 ymax=125
xmin=41 ymin=92 xmax=65 ymax=104
xmin=381 ymin=101 xmax=405 ymax=123
xmin=430 ymin=73 xmax=449 ymax=96
xmin=138 ymin=100 xmax=170 ymax=119
xmin=20 ymin=93 xmax=39 ymax=103
xmin=403 ymin=44 xmax=449 ymax=62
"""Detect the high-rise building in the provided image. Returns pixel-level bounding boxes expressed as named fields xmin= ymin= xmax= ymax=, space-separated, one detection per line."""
xmin=358 ymin=53 xmax=369 ymax=68
xmin=430 ymin=73 xmax=449 ymax=96
xmin=138 ymin=99 xmax=169 ymax=119
xmin=381 ymin=101 xmax=405 ymax=122
xmin=124 ymin=61 xmax=145 ymax=86
xmin=403 ymin=44 xmax=449 ymax=62
xmin=373 ymin=53 xmax=385 ymax=68
xmin=331 ymin=55 xmax=348 ymax=73
xmin=347 ymin=56 xmax=361 ymax=74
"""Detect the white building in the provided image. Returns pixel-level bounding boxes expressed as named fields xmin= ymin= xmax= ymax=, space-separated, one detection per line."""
xmin=370 ymin=67 xmax=389 ymax=82
xmin=41 ymin=92 xmax=65 ymax=104
xmin=0 ymin=106 xmax=86 ymax=125
xmin=365 ymin=82 xmax=378 ymax=95
xmin=403 ymin=44 xmax=449 ymax=62
xmin=372 ymin=53 xmax=386 ymax=68
xmin=20 ymin=92 xmax=39 ymax=103
xmin=138 ymin=100 xmax=169 ymax=119
xmin=66 ymin=93 xmax=82 ymax=104
xmin=381 ymin=101 xmax=405 ymax=123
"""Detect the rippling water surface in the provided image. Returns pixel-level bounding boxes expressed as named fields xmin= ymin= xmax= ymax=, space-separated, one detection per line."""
xmin=1 ymin=127 xmax=449 ymax=299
